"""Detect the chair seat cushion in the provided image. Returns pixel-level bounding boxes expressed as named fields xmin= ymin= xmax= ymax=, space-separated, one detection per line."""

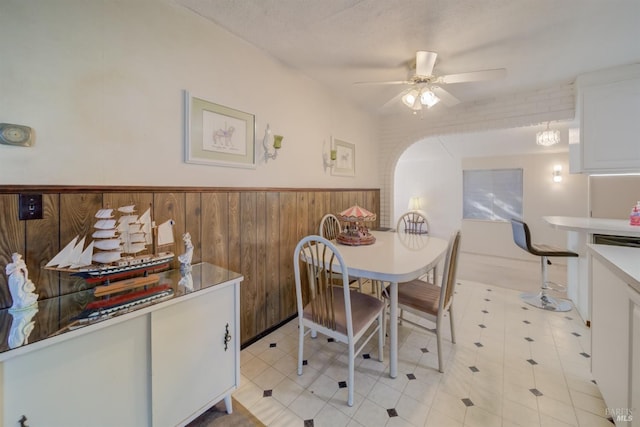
xmin=530 ymin=243 xmax=578 ymax=257
xmin=385 ymin=280 xmax=440 ymax=316
xmin=303 ymin=288 xmax=384 ymax=335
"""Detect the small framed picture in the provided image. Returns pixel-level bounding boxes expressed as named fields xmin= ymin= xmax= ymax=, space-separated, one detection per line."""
xmin=332 ymin=138 xmax=355 ymax=176
xmin=184 ymin=91 xmax=256 ymax=168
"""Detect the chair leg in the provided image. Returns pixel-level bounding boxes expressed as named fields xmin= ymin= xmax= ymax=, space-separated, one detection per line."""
xmin=436 ymin=321 xmax=444 ymax=373
xmin=298 ymin=322 xmax=304 ymax=376
xmin=377 ymin=313 xmax=384 ymax=362
xmin=382 ymin=302 xmax=387 ymax=342
xmin=448 ymin=306 xmax=456 ymax=344
xmin=347 ymin=341 xmax=355 ymax=407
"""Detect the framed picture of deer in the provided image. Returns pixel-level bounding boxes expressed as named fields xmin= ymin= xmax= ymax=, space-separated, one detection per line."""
xmin=184 ymin=91 xmax=256 ymax=168
xmin=331 ymin=138 xmax=356 ymax=176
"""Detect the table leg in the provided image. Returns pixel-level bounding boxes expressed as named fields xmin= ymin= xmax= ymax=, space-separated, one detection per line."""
xmin=389 ymin=281 xmax=398 ymax=378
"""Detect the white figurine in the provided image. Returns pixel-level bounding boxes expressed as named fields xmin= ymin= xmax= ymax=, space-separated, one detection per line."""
xmin=178 ymin=232 xmax=194 ymax=268
xmin=178 ymin=271 xmax=194 ymax=293
xmin=6 ymin=253 xmax=38 ymax=311
xmin=8 ymin=304 xmax=38 ymax=349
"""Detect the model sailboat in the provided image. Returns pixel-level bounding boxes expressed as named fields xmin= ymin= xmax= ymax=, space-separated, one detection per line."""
xmin=46 ymin=205 xmax=175 ymax=283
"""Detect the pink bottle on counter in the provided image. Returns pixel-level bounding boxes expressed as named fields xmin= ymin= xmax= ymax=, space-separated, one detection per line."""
xmin=630 ymin=201 xmax=640 ymax=226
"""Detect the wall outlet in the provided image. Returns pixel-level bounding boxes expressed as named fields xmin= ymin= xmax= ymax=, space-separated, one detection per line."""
xmin=19 ymin=194 xmax=43 ymax=220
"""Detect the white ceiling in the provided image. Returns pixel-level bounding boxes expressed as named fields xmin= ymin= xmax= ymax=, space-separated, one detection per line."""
xmin=176 ymin=0 xmax=640 ymax=116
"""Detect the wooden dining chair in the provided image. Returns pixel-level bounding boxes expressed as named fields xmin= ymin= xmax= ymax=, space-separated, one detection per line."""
xmin=294 ymin=235 xmax=385 ymax=407
xmin=319 ymin=213 xmax=363 ymax=292
xmin=384 ymin=230 xmax=461 ymax=373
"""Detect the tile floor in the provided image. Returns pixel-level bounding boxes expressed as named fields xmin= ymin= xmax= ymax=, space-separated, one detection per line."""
xmin=234 ymin=279 xmax=613 ymax=427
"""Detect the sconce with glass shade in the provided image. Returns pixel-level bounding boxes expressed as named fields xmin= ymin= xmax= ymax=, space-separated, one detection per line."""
xmin=553 ymin=164 xmax=563 ymax=183
xmin=408 ymin=196 xmax=423 ymax=211
xmin=263 ymin=124 xmax=283 ymax=162
xmin=323 ymin=138 xmax=338 ymax=172
xmin=536 ymin=122 xmax=560 ymax=147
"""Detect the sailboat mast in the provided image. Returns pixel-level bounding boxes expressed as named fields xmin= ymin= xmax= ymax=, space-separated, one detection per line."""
xmin=149 ymin=203 xmax=157 ymax=256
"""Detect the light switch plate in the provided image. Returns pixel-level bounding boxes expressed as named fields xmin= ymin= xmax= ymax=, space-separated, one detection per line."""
xmin=19 ymin=194 xmax=43 ymax=220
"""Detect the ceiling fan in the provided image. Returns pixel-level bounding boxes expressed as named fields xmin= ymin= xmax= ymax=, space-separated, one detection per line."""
xmin=355 ymin=51 xmax=506 ymax=112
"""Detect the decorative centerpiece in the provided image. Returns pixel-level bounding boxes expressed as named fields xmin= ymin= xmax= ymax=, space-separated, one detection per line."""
xmin=45 ymin=205 xmax=175 ymax=284
xmin=336 ymin=205 xmax=377 ymax=246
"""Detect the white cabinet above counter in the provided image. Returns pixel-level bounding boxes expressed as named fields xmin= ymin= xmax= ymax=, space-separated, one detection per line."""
xmin=571 ymin=64 xmax=640 ymax=174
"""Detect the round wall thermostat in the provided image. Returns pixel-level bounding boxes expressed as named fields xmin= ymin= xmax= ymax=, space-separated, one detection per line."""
xmin=0 ymin=123 xmax=34 ymax=147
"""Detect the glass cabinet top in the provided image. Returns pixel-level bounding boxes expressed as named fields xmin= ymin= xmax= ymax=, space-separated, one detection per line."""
xmin=0 ymin=263 xmax=242 ymax=356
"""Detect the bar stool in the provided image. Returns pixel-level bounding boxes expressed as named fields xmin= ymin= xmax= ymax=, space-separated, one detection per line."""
xmin=510 ymin=219 xmax=578 ymax=312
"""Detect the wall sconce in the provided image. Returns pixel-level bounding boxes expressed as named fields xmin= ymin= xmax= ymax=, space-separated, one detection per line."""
xmin=263 ymin=124 xmax=283 ymax=162
xmin=408 ymin=196 xmax=422 ymax=211
xmin=323 ymin=139 xmax=337 ymax=172
xmin=553 ymin=164 xmax=563 ymax=183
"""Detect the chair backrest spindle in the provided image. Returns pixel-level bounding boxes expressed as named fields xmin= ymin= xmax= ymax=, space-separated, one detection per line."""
xmin=319 ymin=214 xmax=342 ymax=240
xmin=296 ymin=237 xmax=350 ymax=333
xmin=396 ymin=211 xmax=429 ymax=235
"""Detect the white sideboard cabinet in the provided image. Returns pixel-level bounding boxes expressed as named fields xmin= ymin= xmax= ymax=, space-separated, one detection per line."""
xmin=575 ymin=64 xmax=640 ymax=174
xmin=0 ymin=263 xmax=242 ymax=427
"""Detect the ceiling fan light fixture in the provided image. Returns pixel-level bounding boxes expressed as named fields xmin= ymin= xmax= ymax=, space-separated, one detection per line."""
xmin=420 ymin=89 xmax=440 ymax=108
xmin=402 ymin=87 xmax=439 ymax=110
xmin=402 ymin=89 xmax=419 ymax=108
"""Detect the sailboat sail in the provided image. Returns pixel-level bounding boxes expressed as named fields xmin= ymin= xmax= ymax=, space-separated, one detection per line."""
xmin=46 ymin=236 xmax=79 ymax=268
xmin=157 ymin=219 xmax=175 ymax=247
xmin=95 ymin=208 xmax=114 ymax=219
xmin=70 ymin=241 xmax=94 ymax=269
xmin=59 ymin=237 xmax=87 ymax=269
xmin=93 ymin=239 xmax=121 ymax=251
xmin=92 ymin=229 xmax=117 ymax=239
xmin=139 ymin=208 xmax=153 ymax=245
xmin=95 ymin=219 xmax=116 ymax=230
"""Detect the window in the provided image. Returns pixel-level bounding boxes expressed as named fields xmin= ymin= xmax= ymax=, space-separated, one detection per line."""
xmin=463 ymin=168 xmax=523 ymax=221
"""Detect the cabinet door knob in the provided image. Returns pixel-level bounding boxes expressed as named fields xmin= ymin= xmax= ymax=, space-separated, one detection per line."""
xmin=224 ymin=323 xmax=232 ymax=351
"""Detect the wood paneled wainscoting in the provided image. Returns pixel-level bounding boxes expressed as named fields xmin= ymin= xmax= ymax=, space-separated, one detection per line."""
xmin=0 ymin=186 xmax=379 ymax=346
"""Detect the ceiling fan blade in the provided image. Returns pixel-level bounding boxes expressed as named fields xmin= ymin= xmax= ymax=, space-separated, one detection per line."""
xmin=353 ymin=80 xmax=410 ymax=86
xmin=415 ymin=51 xmax=437 ymax=77
xmin=437 ymin=68 xmax=506 ymax=84
xmin=380 ymin=89 xmax=409 ymax=109
xmin=431 ymin=86 xmax=461 ymax=107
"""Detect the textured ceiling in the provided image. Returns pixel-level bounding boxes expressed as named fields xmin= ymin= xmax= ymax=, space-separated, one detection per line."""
xmin=176 ymin=0 xmax=640 ymax=116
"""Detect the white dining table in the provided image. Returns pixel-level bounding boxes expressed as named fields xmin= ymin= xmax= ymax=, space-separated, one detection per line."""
xmin=332 ymin=230 xmax=449 ymax=378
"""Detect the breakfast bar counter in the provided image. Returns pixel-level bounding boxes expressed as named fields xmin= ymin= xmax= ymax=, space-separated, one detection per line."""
xmin=543 ymin=216 xmax=640 ymax=323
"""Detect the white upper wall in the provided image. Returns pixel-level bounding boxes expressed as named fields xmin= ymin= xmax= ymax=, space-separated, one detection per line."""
xmin=0 ymin=0 xmax=379 ymax=188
